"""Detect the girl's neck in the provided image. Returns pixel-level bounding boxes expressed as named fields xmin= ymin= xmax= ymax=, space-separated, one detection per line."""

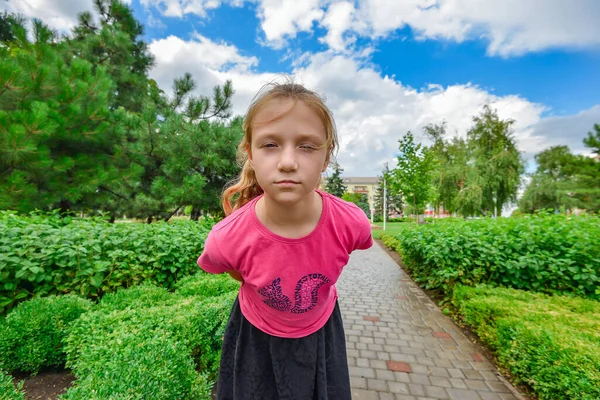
xmin=255 ymin=191 xmax=323 ymax=238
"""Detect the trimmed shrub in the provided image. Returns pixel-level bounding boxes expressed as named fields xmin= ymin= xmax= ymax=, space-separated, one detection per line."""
xmin=97 ymin=282 xmax=180 ymax=312
xmin=0 ymin=370 xmax=25 ymax=400
xmin=64 ymin=292 xmax=236 ymax=386
xmin=0 ymin=294 xmax=93 ymax=373
xmin=174 ymin=272 xmax=240 ymax=298
xmin=60 ymin=331 xmax=211 ymax=400
xmin=387 ymin=214 xmax=600 ymax=299
xmin=453 ymin=285 xmax=600 ymax=400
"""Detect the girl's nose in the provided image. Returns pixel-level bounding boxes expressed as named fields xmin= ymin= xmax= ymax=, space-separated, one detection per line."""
xmin=277 ymin=147 xmax=298 ymax=171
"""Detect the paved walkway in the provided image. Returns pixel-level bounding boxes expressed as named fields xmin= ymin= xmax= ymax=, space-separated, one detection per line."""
xmin=337 ymin=243 xmax=524 ymax=400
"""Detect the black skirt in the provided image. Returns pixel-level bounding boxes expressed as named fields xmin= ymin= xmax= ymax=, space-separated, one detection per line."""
xmin=215 ymin=297 xmax=351 ymax=400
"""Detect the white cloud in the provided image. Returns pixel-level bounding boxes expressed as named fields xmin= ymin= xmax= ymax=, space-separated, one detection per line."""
xmin=252 ymin=0 xmax=600 ymax=56
xmin=147 ymin=12 xmax=167 ymax=29
xmin=139 ymin=0 xmax=242 ymax=18
xmin=319 ymin=1 xmax=357 ymax=52
xmin=7 ymin=1 xmax=598 ymax=57
xmin=524 ymin=105 xmax=600 ymax=156
xmin=256 ymin=0 xmax=324 ymax=48
xmin=292 ymin=52 xmax=552 ymax=175
xmin=148 ymin=34 xmax=266 ymax=115
xmin=147 ymin=39 xmax=597 ymax=177
xmin=0 ymin=0 xmax=95 ymax=32
xmin=358 ymin=0 xmax=600 ymax=57
xmin=150 ymin=33 xmax=258 ymax=72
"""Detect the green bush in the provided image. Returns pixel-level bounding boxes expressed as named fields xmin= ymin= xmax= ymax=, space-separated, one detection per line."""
xmin=97 ymin=282 xmax=181 ymax=312
xmin=60 ymin=331 xmax=211 ymax=400
xmin=0 ymin=294 xmax=93 ymax=373
xmin=174 ymin=272 xmax=240 ymax=298
xmin=388 ymin=214 xmax=600 ymax=299
xmin=452 ymin=285 xmax=600 ymax=400
xmin=65 ymin=291 xmax=236 ymax=387
xmin=0 ymin=211 xmax=214 ymax=313
xmin=0 ymin=370 xmax=25 ymax=400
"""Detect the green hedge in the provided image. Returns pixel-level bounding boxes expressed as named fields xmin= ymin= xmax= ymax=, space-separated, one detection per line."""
xmin=384 ymin=214 xmax=600 ymax=299
xmin=0 ymin=370 xmax=25 ymax=400
xmin=0 ymin=271 xmax=239 ymax=398
xmin=0 ymin=211 xmax=214 ymax=313
xmin=0 ymin=294 xmax=93 ymax=373
xmin=173 ymin=271 xmax=241 ymax=298
xmin=60 ymin=331 xmax=211 ymax=400
xmin=62 ymin=283 xmax=236 ymax=398
xmin=452 ymin=285 xmax=600 ymax=400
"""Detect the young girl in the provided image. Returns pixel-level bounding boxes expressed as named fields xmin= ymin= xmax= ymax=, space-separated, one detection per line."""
xmin=197 ymin=81 xmax=373 ymax=400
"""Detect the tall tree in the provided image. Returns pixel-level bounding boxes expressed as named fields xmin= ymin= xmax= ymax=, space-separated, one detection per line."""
xmin=373 ymin=163 xmax=403 ymax=220
xmin=389 ymin=132 xmax=435 ymax=217
xmin=69 ymin=0 xmax=154 ymax=113
xmin=467 ymin=105 xmax=524 ymax=217
xmin=105 ymin=74 xmax=238 ymax=222
xmin=342 ymin=192 xmax=370 ymax=216
xmin=518 ymin=146 xmax=578 ymax=212
xmin=0 ymin=18 xmax=123 ymax=213
xmin=325 ymin=161 xmax=347 ymax=197
xmin=424 ymin=123 xmax=473 ymax=216
xmin=572 ymin=124 xmax=600 ymax=212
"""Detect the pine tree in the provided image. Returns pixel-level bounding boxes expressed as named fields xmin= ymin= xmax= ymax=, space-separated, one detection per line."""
xmin=116 ymin=73 xmax=238 ymax=222
xmin=69 ymin=0 xmax=154 ymax=113
xmin=325 ymin=161 xmax=347 ymax=197
xmin=342 ymin=192 xmax=370 ymax=216
xmin=373 ymin=163 xmax=403 ymax=220
xmin=0 ymin=18 xmax=121 ymax=214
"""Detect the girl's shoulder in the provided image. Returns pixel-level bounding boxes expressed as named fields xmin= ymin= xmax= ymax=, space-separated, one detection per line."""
xmin=319 ymin=190 xmax=367 ymax=220
xmin=211 ymin=196 xmax=260 ymax=235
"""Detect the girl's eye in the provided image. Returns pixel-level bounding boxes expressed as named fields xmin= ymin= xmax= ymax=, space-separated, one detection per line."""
xmin=300 ymin=145 xmax=315 ymax=151
xmin=262 ymin=143 xmax=277 ymax=148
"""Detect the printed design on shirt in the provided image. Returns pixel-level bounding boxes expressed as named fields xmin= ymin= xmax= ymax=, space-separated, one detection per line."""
xmin=258 ymin=278 xmax=292 ymax=312
xmin=258 ymin=273 xmax=331 ymax=314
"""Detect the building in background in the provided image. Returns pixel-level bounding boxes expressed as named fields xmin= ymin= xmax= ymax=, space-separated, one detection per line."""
xmin=319 ymin=176 xmax=379 ymax=214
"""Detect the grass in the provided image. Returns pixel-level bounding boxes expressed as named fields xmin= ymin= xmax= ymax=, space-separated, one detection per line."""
xmin=371 ymin=221 xmax=416 ymax=239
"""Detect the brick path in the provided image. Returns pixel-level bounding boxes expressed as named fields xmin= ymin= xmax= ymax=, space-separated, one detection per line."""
xmin=337 ymin=242 xmax=524 ymax=400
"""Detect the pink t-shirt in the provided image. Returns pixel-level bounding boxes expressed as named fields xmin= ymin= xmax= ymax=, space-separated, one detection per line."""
xmin=197 ymin=190 xmax=373 ymax=338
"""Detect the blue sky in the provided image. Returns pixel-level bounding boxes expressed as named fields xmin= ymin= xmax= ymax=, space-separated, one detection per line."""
xmin=3 ymin=0 xmax=600 ymax=176
xmin=132 ymin=1 xmax=600 ymax=117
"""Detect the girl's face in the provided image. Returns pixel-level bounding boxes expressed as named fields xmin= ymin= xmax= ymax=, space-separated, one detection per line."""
xmin=248 ymin=98 xmax=329 ymax=206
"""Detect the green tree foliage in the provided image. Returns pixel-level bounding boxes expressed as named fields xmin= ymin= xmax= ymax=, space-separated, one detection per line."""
xmin=69 ymin=0 xmax=154 ymax=113
xmin=373 ymin=163 xmax=403 ymax=220
xmin=0 ymin=4 xmax=243 ymax=221
xmin=467 ymin=105 xmax=524 ymax=217
xmin=325 ymin=161 xmax=347 ymax=197
xmin=0 ymin=18 xmax=125 ymax=213
xmin=576 ymin=124 xmax=600 ymax=212
xmin=425 ymin=123 xmax=471 ymax=215
xmin=117 ymin=75 xmax=239 ymax=222
xmin=583 ymin=123 xmax=600 ymax=155
xmin=518 ymin=146 xmax=578 ymax=212
xmin=342 ymin=192 xmax=370 ymax=216
xmin=519 ymin=125 xmax=600 ymax=213
xmin=426 ymin=106 xmax=524 ymax=217
xmin=389 ymin=132 xmax=435 ymax=215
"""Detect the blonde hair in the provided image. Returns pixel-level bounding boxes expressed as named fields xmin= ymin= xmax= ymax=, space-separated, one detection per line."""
xmin=222 ymin=80 xmax=339 ymax=216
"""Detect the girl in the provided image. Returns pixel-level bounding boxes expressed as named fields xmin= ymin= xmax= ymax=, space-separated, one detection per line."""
xmin=197 ymin=80 xmax=373 ymax=400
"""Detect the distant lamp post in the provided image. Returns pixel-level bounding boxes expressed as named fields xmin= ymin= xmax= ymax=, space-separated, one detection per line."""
xmin=383 ymin=176 xmax=387 ymax=231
